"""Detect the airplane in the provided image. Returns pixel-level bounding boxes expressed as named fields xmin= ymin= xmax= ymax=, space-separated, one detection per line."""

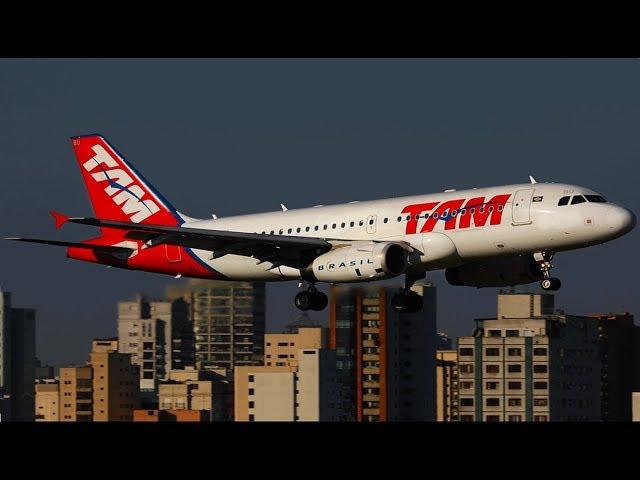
xmin=6 ymin=135 xmax=636 ymax=314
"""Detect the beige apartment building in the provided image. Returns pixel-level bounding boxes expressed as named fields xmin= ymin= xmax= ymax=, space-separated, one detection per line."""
xmin=265 ymin=327 xmax=325 ymax=367
xmin=35 ymin=380 xmax=60 ymax=422
xmin=89 ymin=339 xmax=140 ymax=422
xmin=158 ymin=367 xmax=231 ymax=421
xmin=235 ymin=327 xmax=341 ymax=421
xmin=633 ymin=392 xmax=640 ymax=422
xmin=118 ymin=295 xmax=193 ymax=392
xmin=59 ymin=366 xmax=93 ymax=422
xmin=436 ymin=350 xmax=458 ymax=421
xmin=458 ymin=292 xmax=601 ymax=422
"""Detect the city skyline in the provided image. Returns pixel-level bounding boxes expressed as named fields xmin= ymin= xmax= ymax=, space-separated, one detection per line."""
xmin=1 ymin=59 xmax=638 ymax=365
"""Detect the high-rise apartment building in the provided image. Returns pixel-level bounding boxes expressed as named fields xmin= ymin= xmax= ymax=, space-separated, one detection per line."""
xmin=35 ymin=379 xmax=59 ymax=421
xmin=457 ymin=292 xmax=601 ymax=422
xmin=588 ymin=312 xmax=640 ymax=421
xmin=89 ymin=339 xmax=140 ymax=421
xmin=436 ymin=350 xmax=458 ymax=421
xmin=633 ymin=392 xmax=640 ymax=422
xmin=0 ymin=290 xmax=36 ymax=421
xmin=166 ymin=280 xmax=265 ymax=372
xmin=235 ymin=327 xmax=341 ymax=421
xmin=59 ymin=366 xmax=93 ymax=422
xmin=118 ymin=295 xmax=193 ymax=392
xmin=329 ymin=283 xmax=437 ymax=421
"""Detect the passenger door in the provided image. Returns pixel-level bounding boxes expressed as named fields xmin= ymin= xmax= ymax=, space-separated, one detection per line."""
xmin=512 ymin=189 xmax=534 ymax=225
xmin=366 ymin=214 xmax=377 ymax=234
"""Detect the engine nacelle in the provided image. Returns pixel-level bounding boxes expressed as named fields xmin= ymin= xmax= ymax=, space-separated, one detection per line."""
xmin=445 ymin=255 xmax=542 ymax=288
xmin=310 ymin=242 xmax=408 ymax=283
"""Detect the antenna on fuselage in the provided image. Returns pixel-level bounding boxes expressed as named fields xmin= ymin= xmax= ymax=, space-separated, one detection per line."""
xmin=280 ymin=203 xmax=288 ymax=211
xmin=529 ymin=175 xmax=537 ymax=184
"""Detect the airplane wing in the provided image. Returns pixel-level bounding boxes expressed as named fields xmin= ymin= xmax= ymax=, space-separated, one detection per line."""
xmin=65 ymin=216 xmax=333 ymax=270
xmin=4 ymin=237 xmax=135 ymax=255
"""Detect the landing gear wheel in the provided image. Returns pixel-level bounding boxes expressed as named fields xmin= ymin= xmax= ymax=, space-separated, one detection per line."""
xmin=310 ymin=291 xmax=328 ymax=311
xmin=294 ymin=289 xmax=328 ymax=311
xmin=540 ymin=277 xmax=561 ymax=291
xmin=391 ymin=290 xmax=424 ymax=313
xmin=294 ymin=291 xmax=313 ymax=311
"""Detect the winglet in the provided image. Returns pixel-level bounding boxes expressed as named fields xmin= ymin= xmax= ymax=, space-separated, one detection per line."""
xmin=50 ymin=210 xmax=69 ymax=230
xmin=529 ymin=175 xmax=537 ymax=184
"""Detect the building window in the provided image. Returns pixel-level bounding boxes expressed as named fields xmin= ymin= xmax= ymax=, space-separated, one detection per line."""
xmin=249 ymin=414 xmax=255 ymax=422
xmin=459 ymin=347 xmax=473 ymax=356
xmin=507 ymin=364 xmax=522 ymax=373
xmin=460 ymin=381 xmax=473 ymax=390
xmin=533 ymin=364 xmax=548 ymax=374
xmin=534 ymin=415 xmax=548 ymax=422
xmin=485 ymin=364 xmax=500 ymax=374
xmin=459 ymin=364 xmax=474 ymax=374
xmin=486 ymin=398 xmax=500 ymax=407
xmin=505 ymin=330 xmax=519 ymax=337
xmin=508 ymin=415 xmax=522 ymax=422
xmin=508 ymin=381 xmax=522 ymax=390
xmin=248 ymin=401 xmax=255 ymax=409
xmin=485 ymin=381 xmax=499 ymax=390
xmin=507 ymin=348 xmax=522 ymax=356
xmin=534 ymin=381 xmax=548 ymax=390
xmin=533 ymin=347 xmax=547 ymax=356
xmin=460 ymin=398 xmax=474 ymax=407
xmin=248 ymin=375 xmax=254 ymax=383
xmin=486 ymin=415 xmax=501 ymax=422
xmin=488 ymin=330 xmax=501 ymax=337
xmin=248 ymin=388 xmax=255 ymax=395
xmin=507 ymin=398 xmax=522 ymax=407
xmin=534 ymin=398 xmax=548 ymax=407
xmin=485 ymin=348 xmax=500 ymax=356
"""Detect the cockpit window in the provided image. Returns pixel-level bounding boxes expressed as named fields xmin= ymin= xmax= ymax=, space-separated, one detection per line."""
xmin=558 ymin=196 xmax=570 ymax=206
xmin=571 ymin=195 xmax=586 ymax=205
xmin=585 ymin=195 xmax=607 ymax=203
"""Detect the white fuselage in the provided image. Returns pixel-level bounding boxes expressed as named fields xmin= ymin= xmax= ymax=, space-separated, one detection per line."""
xmin=183 ymin=182 xmax=636 ymax=282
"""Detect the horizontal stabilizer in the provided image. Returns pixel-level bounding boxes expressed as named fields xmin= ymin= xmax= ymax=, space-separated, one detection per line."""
xmin=50 ymin=210 xmax=69 ymax=229
xmin=4 ymin=237 xmax=134 ymax=254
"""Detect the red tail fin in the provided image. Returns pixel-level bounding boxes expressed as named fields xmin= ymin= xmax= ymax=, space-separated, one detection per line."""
xmin=70 ymin=135 xmax=181 ymax=227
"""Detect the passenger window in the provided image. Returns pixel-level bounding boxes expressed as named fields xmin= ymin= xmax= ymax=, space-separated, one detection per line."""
xmin=571 ymin=195 xmax=586 ymax=205
xmin=341 ymin=222 xmax=345 ymax=228
xmin=305 ymin=227 xmax=310 ymax=232
xmin=296 ymin=227 xmax=301 ymax=233
xmin=383 ymin=218 xmax=388 ymax=223
xmin=397 ymin=216 xmax=402 ymax=222
xmin=323 ymin=225 xmax=327 ymax=230
xmin=558 ymin=196 xmax=570 ymax=206
xmin=314 ymin=226 xmax=319 ymax=231
xmin=369 ymin=219 xmax=374 ymax=225
xmin=279 ymin=229 xmax=283 ymax=234
xmin=350 ymin=221 xmax=355 ymax=227
xmin=498 ymin=205 xmax=503 ymax=211
xmin=359 ymin=220 xmax=364 ymax=226
xmin=332 ymin=223 xmax=336 ymax=229
xmin=288 ymin=228 xmax=292 ymax=234
xmin=270 ymin=230 xmax=274 ymax=235
xmin=585 ymin=195 xmax=607 ymax=203
xmin=406 ymin=215 xmax=410 ymax=221
xmin=414 ymin=214 xmax=420 ymax=220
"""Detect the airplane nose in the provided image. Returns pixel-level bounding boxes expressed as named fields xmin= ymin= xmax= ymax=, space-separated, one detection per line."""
xmin=606 ymin=206 xmax=636 ymax=237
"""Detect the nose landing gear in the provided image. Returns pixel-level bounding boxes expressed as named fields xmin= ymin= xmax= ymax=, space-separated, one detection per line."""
xmin=535 ymin=252 xmax=561 ymax=291
xmin=294 ymin=284 xmax=328 ymax=311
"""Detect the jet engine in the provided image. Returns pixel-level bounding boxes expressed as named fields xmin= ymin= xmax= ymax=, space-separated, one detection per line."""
xmin=445 ymin=255 xmax=543 ymax=288
xmin=309 ymin=242 xmax=408 ymax=282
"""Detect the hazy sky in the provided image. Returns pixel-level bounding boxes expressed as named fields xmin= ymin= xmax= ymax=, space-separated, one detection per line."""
xmin=1 ymin=59 xmax=638 ymax=366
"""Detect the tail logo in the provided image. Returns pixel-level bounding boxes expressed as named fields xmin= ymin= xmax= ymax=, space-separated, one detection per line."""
xmin=83 ymin=144 xmax=160 ymax=223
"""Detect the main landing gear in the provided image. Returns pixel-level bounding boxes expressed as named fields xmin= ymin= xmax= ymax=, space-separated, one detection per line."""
xmin=294 ymin=284 xmax=328 ymax=311
xmin=535 ymin=252 xmax=562 ymax=291
xmin=391 ymin=273 xmax=425 ymax=313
